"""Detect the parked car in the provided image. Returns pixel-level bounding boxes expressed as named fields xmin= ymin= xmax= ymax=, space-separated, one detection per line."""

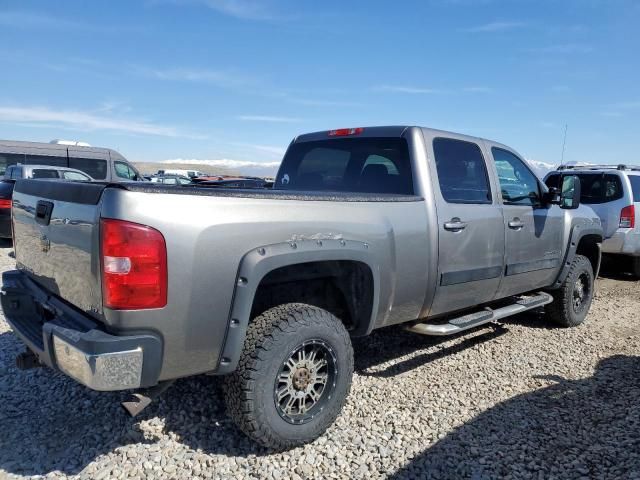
xmin=150 ymin=174 xmax=193 ymax=185
xmin=3 ymin=126 xmax=603 ymax=450
xmin=0 ymin=139 xmax=144 ymax=182
xmin=157 ymin=169 xmax=207 ymax=178
xmin=194 ymin=178 xmax=270 ymax=189
xmin=4 ymin=164 xmax=93 ymax=181
xmin=545 ymin=164 xmax=640 ymax=277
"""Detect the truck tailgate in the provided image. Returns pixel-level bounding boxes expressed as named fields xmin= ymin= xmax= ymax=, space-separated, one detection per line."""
xmin=12 ymin=179 xmax=108 ymax=317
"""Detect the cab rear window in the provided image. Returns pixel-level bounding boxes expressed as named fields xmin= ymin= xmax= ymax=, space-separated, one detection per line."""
xmin=275 ymin=138 xmax=414 ymax=195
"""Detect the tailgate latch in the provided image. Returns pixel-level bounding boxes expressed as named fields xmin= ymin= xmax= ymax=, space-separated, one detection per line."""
xmin=35 ymin=200 xmax=54 ymax=226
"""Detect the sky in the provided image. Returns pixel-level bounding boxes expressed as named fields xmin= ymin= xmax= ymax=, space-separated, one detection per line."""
xmin=0 ymin=0 xmax=639 ymax=172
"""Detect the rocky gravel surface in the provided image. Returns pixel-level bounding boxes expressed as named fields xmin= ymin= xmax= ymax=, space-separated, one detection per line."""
xmin=0 ymin=242 xmax=638 ymax=479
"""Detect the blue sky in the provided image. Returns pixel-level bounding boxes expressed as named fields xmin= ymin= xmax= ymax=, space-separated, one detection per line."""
xmin=0 ymin=0 xmax=639 ymax=170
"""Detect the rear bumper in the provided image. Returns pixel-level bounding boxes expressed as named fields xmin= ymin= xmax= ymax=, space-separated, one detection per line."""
xmin=601 ymin=229 xmax=640 ymax=256
xmin=1 ymin=270 xmax=162 ymax=391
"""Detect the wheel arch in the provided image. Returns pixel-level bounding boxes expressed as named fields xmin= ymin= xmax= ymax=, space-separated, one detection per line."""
xmin=216 ymin=239 xmax=380 ymax=374
xmin=550 ymin=225 xmax=603 ymax=289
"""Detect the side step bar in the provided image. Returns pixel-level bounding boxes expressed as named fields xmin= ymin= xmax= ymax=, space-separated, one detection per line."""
xmin=406 ymin=292 xmax=553 ymax=336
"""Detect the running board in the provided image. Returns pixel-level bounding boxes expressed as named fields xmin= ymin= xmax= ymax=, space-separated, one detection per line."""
xmin=406 ymin=292 xmax=553 ymax=336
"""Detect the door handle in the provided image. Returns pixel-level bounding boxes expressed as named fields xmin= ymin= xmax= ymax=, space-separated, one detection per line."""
xmin=444 ymin=219 xmax=467 ymax=231
xmin=508 ymin=219 xmax=524 ymax=229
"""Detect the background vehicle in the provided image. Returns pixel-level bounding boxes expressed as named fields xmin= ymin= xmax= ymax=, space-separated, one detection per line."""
xmin=0 ymin=139 xmax=144 ymax=182
xmin=150 ymin=174 xmax=193 ymax=185
xmin=194 ymin=178 xmax=270 ymax=189
xmin=3 ymin=126 xmax=603 ymax=450
xmin=545 ymin=165 xmax=640 ymax=277
xmin=0 ymin=181 xmax=12 ymax=238
xmin=4 ymin=165 xmax=93 ymax=181
xmin=157 ymin=168 xmax=207 ymax=178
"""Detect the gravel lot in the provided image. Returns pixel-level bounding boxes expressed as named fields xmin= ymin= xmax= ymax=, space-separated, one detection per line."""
xmin=0 ymin=243 xmax=638 ymax=480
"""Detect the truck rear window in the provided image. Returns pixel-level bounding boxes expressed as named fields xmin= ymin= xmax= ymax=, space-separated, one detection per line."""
xmin=630 ymin=175 xmax=640 ymax=202
xmin=275 ymin=138 xmax=413 ymax=195
xmin=545 ymin=173 xmax=623 ymax=204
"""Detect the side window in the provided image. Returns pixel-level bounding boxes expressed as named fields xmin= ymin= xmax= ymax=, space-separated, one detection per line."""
xmin=162 ymin=177 xmax=177 ymax=185
xmin=13 ymin=167 xmax=24 ymax=179
xmin=24 ymin=154 xmax=67 ymax=167
xmin=31 ymin=169 xmax=60 ymax=179
xmin=492 ymin=148 xmax=541 ymax=206
xmin=69 ymin=158 xmax=107 ymax=180
xmin=433 ymin=138 xmax=492 ymax=204
xmin=63 ymin=171 xmax=91 ymax=181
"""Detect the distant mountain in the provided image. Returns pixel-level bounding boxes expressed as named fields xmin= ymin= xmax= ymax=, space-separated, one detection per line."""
xmin=526 ymin=159 xmax=557 ymax=177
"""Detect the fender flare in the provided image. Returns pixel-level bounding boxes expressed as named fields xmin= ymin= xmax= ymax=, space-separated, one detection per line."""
xmin=550 ymin=225 xmax=603 ymax=289
xmin=215 ymin=239 xmax=380 ymax=374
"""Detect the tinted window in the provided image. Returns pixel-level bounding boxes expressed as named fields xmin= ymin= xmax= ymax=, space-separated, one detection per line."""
xmin=24 ymin=154 xmax=67 ymax=167
xmin=63 ymin=171 xmax=91 ymax=181
xmin=492 ymin=148 xmax=540 ymax=206
xmin=433 ymin=138 xmax=491 ymax=204
xmin=12 ymin=167 xmax=23 ymax=179
xmin=115 ymin=161 xmax=136 ymax=180
xmin=69 ymin=158 xmax=107 ymax=179
xmin=31 ymin=169 xmax=59 ymax=179
xmin=0 ymin=153 xmax=25 ymax=175
xmin=546 ymin=173 xmax=624 ymax=204
xmin=629 ymin=175 xmax=640 ymax=202
xmin=276 ymin=137 xmax=414 ymax=195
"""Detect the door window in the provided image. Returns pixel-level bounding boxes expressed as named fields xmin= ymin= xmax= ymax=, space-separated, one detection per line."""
xmin=492 ymin=148 xmax=541 ymax=206
xmin=115 ymin=161 xmax=138 ymax=180
xmin=24 ymin=154 xmax=67 ymax=167
xmin=433 ymin=138 xmax=492 ymax=204
xmin=31 ymin=169 xmax=60 ymax=179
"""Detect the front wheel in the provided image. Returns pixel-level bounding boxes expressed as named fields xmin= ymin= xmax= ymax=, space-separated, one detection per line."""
xmin=223 ymin=303 xmax=354 ymax=449
xmin=545 ymin=254 xmax=595 ymax=327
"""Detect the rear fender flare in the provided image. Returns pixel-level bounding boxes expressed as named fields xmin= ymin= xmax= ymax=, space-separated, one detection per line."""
xmin=216 ymin=239 xmax=380 ymax=374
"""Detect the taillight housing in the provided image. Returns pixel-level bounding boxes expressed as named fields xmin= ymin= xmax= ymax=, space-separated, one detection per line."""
xmin=620 ymin=205 xmax=635 ymax=229
xmin=101 ymin=218 xmax=167 ymax=310
xmin=0 ymin=199 xmax=12 ymax=209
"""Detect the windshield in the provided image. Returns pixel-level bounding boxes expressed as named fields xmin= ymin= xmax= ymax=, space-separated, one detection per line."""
xmin=275 ymin=137 xmax=414 ymax=195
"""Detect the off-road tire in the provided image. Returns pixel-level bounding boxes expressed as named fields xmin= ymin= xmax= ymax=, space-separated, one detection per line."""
xmin=545 ymin=254 xmax=594 ymax=327
xmin=223 ymin=303 xmax=353 ymax=450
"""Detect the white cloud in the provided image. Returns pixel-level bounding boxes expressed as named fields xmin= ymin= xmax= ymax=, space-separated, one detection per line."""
xmin=0 ymin=10 xmax=143 ymax=33
xmin=237 ymin=115 xmax=301 ymax=123
xmin=464 ymin=21 xmax=526 ymax=33
xmin=0 ymin=105 xmax=205 ymax=139
xmin=162 ymin=0 xmax=278 ymax=20
xmin=373 ymin=85 xmax=444 ymax=94
xmin=526 ymin=159 xmax=557 ymax=176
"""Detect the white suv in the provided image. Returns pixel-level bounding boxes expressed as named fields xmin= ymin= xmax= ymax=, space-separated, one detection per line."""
xmin=546 ymin=165 xmax=640 ymax=277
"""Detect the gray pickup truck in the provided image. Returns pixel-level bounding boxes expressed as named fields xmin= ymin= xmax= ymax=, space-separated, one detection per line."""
xmin=2 ymin=126 xmax=603 ymax=449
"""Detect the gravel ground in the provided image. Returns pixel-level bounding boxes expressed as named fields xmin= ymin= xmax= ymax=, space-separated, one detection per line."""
xmin=0 ymin=243 xmax=638 ymax=480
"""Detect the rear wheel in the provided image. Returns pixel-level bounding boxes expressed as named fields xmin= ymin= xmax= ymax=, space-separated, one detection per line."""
xmin=223 ymin=303 xmax=353 ymax=449
xmin=545 ymin=254 xmax=594 ymax=327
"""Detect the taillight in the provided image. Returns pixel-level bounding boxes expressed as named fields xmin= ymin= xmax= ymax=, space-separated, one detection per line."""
xmin=101 ymin=218 xmax=167 ymax=310
xmin=0 ymin=199 xmax=12 ymax=209
xmin=620 ymin=205 xmax=635 ymax=229
xmin=328 ymin=127 xmax=364 ymax=137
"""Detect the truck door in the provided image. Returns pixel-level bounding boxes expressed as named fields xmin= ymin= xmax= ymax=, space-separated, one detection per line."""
xmin=489 ymin=146 xmax=563 ymax=297
xmin=427 ymin=136 xmax=505 ymax=315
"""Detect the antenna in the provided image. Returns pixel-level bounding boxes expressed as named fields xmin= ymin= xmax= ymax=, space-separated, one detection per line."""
xmin=560 ymin=124 xmax=568 ymax=166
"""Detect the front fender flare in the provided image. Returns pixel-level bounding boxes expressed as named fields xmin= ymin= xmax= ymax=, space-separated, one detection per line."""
xmin=550 ymin=226 xmax=603 ymax=289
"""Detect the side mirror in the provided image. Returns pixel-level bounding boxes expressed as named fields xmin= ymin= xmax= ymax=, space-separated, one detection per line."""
xmin=558 ymin=174 xmax=581 ymax=209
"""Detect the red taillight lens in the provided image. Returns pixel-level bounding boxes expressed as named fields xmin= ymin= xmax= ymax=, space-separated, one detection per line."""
xmin=0 ymin=199 xmax=12 ymax=209
xmin=328 ymin=127 xmax=364 ymax=137
xmin=101 ymin=218 xmax=167 ymax=310
xmin=620 ymin=205 xmax=635 ymax=229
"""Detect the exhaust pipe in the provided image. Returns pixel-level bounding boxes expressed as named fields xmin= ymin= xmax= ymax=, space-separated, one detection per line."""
xmin=121 ymin=380 xmax=175 ymax=417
